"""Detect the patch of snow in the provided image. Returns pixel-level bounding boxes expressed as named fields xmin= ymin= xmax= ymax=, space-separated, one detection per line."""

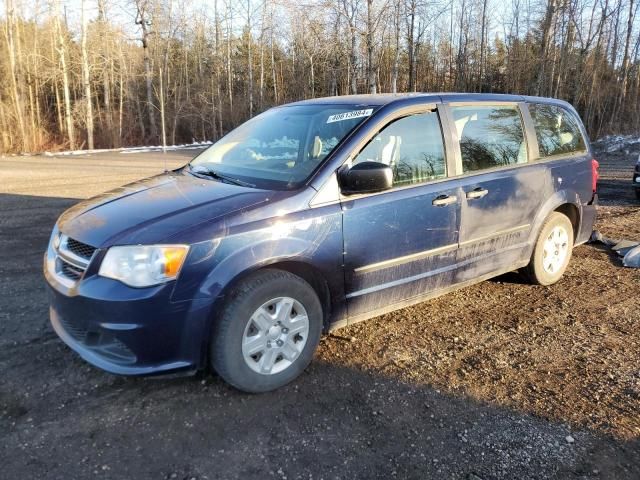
xmin=42 ymin=141 xmax=213 ymax=157
xmin=593 ymin=134 xmax=640 ymax=154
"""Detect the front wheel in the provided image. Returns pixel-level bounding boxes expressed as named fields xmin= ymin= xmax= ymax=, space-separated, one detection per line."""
xmin=523 ymin=212 xmax=574 ymax=286
xmin=210 ymin=269 xmax=323 ymax=393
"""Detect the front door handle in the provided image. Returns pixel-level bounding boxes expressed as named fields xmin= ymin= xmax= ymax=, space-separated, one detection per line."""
xmin=432 ymin=194 xmax=458 ymax=207
xmin=466 ymin=188 xmax=489 ymax=200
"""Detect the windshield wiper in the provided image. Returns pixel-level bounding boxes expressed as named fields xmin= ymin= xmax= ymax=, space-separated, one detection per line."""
xmin=187 ymin=165 xmax=255 ymax=188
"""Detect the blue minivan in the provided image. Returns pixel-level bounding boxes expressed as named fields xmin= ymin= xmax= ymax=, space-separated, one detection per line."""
xmin=45 ymin=93 xmax=598 ymax=392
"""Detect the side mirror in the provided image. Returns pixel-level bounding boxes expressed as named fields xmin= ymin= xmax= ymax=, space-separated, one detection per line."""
xmin=338 ymin=161 xmax=393 ymax=195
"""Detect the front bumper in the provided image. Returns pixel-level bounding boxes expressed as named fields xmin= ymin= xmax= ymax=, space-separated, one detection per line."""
xmin=45 ymin=253 xmax=213 ymax=376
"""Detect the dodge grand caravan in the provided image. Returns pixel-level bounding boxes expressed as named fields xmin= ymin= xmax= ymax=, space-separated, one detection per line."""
xmin=45 ymin=93 xmax=598 ymax=392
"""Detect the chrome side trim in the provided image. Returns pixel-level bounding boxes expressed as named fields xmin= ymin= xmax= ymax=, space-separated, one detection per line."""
xmin=353 ymin=224 xmax=530 ymax=275
xmin=354 ymin=243 xmax=457 ymax=274
xmin=459 ymin=224 xmax=530 ymax=247
xmin=347 ymin=241 xmax=529 ymax=299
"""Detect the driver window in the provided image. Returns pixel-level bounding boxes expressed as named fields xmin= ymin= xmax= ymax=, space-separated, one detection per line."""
xmin=352 ymin=111 xmax=447 ymax=187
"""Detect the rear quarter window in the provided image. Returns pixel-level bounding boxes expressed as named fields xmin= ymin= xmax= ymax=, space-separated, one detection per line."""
xmin=529 ymin=104 xmax=587 ymax=158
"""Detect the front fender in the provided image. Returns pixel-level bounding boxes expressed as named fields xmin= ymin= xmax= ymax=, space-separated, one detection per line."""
xmin=172 ymin=205 xmax=345 ymax=304
xmin=200 ymin=237 xmax=317 ymax=300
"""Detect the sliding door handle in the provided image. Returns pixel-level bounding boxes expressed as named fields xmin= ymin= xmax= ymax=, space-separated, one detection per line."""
xmin=432 ymin=194 xmax=458 ymax=206
xmin=466 ymin=188 xmax=489 ymax=200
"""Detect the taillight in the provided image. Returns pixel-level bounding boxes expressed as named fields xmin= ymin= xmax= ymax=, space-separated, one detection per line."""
xmin=591 ymin=158 xmax=599 ymax=193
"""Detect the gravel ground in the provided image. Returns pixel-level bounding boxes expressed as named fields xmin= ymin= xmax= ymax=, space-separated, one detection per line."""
xmin=0 ymin=146 xmax=639 ymax=480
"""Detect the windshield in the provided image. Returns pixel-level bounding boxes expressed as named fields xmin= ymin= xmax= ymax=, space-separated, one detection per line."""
xmin=189 ymin=104 xmax=377 ymax=190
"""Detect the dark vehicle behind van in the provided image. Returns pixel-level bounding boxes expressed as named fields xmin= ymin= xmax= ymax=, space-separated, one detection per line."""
xmin=45 ymin=93 xmax=598 ymax=392
xmin=634 ymin=155 xmax=640 ymax=199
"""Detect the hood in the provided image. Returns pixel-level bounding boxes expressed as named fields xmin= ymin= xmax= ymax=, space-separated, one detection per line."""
xmin=57 ymin=171 xmax=276 ymax=247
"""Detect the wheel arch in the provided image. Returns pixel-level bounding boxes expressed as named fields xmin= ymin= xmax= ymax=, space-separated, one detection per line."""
xmin=526 ymin=190 xmax=584 ymax=259
xmin=217 ymin=260 xmax=332 ymax=329
xmin=197 ymin=257 xmax=335 ymax=369
xmin=554 ymin=202 xmax=580 ymax=240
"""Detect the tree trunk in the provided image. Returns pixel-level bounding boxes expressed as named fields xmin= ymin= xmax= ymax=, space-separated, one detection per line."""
xmin=226 ymin=3 xmax=233 ymax=115
xmin=366 ymin=0 xmax=376 ymax=94
xmin=455 ymin=0 xmax=466 ymax=90
xmin=350 ymin=30 xmax=357 ymax=94
xmin=479 ymin=0 xmax=488 ymax=91
xmin=4 ymin=0 xmax=26 ymax=150
xmin=618 ymin=0 xmax=636 ymax=107
xmin=247 ymin=0 xmax=254 ymax=117
xmin=270 ymin=4 xmax=278 ymax=103
xmin=159 ymin=67 xmax=167 ymax=149
xmin=259 ymin=4 xmax=266 ymax=109
xmin=408 ymin=1 xmax=416 ymax=92
xmin=136 ymin=1 xmax=157 ymax=142
xmin=81 ymin=0 xmax=94 ymax=150
xmin=54 ymin=0 xmax=75 ymax=150
xmin=391 ymin=2 xmax=400 ymax=93
xmin=536 ymin=0 xmax=557 ymax=96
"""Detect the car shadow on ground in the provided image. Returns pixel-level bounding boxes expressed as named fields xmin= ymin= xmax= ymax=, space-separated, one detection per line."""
xmin=1 ymin=192 xmax=638 ymax=480
xmin=2 ymin=342 xmax=639 ymax=480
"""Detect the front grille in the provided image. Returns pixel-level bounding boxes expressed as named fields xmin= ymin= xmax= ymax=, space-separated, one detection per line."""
xmin=52 ymin=235 xmax=96 ymax=284
xmin=59 ymin=314 xmax=88 ymax=340
xmin=66 ymin=237 xmax=96 ymax=260
xmin=59 ymin=259 xmax=84 ymax=280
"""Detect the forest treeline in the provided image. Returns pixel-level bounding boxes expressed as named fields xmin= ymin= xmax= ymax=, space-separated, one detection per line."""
xmin=1 ymin=0 xmax=639 ymax=154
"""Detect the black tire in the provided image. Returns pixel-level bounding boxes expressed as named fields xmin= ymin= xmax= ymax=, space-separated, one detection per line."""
xmin=635 ymin=188 xmax=640 ymax=201
xmin=523 ymin=212 xmax=574 ymax=286
xmin=210 ymin=269 xmax=323 ymax=393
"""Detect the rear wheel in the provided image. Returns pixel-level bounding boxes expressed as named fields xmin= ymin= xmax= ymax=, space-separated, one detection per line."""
xmin=635 ymin=188 xmax=640 ymax=201
xmin=524 ymin=212 xmax=574 ymax=286
xmin=210 ymin=269 xmax=323 ymax=393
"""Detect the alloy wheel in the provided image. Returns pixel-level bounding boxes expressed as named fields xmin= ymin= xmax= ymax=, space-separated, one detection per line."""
xmin=241 ymin=297 xmax=309 ymax=375
xmin=542 ymin=225 xmax=570 ymax=275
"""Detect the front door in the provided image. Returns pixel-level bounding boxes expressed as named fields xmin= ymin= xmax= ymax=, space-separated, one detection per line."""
xmin=341 ymin=107 xmax=460 ymax=320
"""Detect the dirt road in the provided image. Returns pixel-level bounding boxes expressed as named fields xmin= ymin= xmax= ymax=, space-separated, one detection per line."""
xmin=1 ymin=146 xmax=638 ymax=479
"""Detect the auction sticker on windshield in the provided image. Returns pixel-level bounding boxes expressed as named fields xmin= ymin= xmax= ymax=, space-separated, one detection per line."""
xmin=326 ymin=109 xmax=373 ymax=123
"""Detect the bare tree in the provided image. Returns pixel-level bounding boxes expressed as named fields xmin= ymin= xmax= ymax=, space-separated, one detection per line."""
xmin=53 ymin=0 xmax=75 ymax=149
xmin=135 ymin=0 xmax=158 ymax=142
xmin=80 ymin=0 xmax=94 ymax=149
xmin=0 ymin=0 xmax=639 ymax=153
xmin=3 ymin=0 xmax=26 ymax=150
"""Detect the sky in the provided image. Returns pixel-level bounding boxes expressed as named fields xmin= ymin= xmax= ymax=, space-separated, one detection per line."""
xmin=2 ymin=0 xmax=516 ymax=41
xmin=6 ymin=0 xmax=631 ymax=57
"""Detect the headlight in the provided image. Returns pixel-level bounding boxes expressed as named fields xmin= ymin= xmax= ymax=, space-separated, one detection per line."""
xmin=99 ymin=245 xmax=189 ymax=287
